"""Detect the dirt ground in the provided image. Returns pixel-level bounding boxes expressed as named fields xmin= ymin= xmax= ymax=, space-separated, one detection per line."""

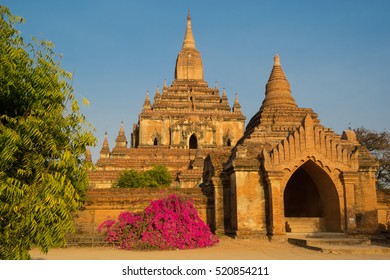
xmin=29 ymin=236 xmax=390 ymax=260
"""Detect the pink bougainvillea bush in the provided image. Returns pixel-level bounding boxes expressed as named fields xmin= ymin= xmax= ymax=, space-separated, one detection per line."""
xmin=98 ymin=194 xmax=219 ymax=250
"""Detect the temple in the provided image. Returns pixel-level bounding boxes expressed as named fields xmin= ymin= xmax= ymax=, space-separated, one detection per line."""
xmin=211 ymin=54 xmax=379 ymax=236
xmin=89 ymin=12 xmax=246 ymax=189
xmin=88 ymin=13 xmax=379 ymax=237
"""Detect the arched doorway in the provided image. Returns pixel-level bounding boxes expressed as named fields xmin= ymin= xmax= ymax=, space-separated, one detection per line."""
xmin=189 ymin=134 xmax=198 ymax=149
xmin=153 ymin=138 xmax=158 ymax=146
xmin=283 ymin=160 xmax=341 ymax=233
xmin=227 ymin=139 xmax=232 ymax=147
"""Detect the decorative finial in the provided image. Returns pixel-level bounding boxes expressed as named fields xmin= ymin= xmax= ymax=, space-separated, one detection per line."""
xmin=233 ymin=93 xmax=241 ymax=112
xmin=163 ymin=79 xmax=167 ymax=88
xmin=143 ymin=90 xmax=151 ymax=109
xmin=187 ymin=9 xmax=191 ymax=20
xmin=274 ymin=54 xmax=280 ymax=66
xmin=215 ymin=81 xmax=218 ymax=89
xmin=182 ymin=10 xmax=196 ymax=49
xmin=100 ymin=131 xmax=110 ymax=157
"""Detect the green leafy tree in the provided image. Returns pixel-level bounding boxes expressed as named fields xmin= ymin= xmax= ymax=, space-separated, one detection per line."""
xmin=0 ymin=6 xmax=96 ymax=259
xmin=115 ymin=169 xmax=146 ymax=189
xmin=114 ymin=165 xmax=172 ymax=189
xmin=144 ymin=165 xmax=172 ymax=188
xmin=353 ymin=127 xmax=390 ymax=189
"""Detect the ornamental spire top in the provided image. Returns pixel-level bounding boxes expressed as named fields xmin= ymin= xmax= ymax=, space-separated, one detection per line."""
xmin=261 ymin=54 xmax=298 ymax=109
xmin=182 ymin=9 xmax=196 ymax=49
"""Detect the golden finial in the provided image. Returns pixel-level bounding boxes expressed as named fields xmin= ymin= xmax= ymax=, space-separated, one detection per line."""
xmin=274 ymin=54 xmax=280 ymax=66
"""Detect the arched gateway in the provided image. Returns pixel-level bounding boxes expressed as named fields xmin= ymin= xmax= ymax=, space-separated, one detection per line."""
xmin=283 ymin=160 xmax=341 ymax=233
xmin=219 ymin=55 xmax=378 ymax=238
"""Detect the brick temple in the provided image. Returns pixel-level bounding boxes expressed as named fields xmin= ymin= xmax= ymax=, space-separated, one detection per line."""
xmin=87 ymin=13 xmax=380 ymax=238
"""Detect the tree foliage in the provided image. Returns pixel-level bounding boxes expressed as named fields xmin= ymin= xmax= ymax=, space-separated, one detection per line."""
xmin=0 ymin=6 xmax=96 ymax=259
xmin=353 ymin=127 xmax=390 ymax=189
xmin=114 ymin=165 xmax=172 ymax=189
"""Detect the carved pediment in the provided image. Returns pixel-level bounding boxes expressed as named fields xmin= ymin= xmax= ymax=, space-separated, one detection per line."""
xmin=264 ymin=114 xmax=360 ymax=171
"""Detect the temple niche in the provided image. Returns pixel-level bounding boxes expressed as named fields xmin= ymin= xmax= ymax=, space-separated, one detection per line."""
xmin=88 ymin=13 xmax=379 ymax=237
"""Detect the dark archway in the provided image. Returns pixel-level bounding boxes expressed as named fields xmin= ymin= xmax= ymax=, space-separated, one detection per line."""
xmin=227 ymin=139 xmax=231 ymax=147
xmin=153 ymin=138 xmax=158 ymax=146
xmin=283 ymin=160 xmax=341 ymax=232
xmin=189 ymin=134 xmax=198 ymax=149
xmin=284 ymin=168 xmax=322 ymax=217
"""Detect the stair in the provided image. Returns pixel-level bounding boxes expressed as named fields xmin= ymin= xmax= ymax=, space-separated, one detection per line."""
xmin=287 ymin=233 xmax=390 ymax=255
xmin=285 ymin=217 xmax=326 ymax=233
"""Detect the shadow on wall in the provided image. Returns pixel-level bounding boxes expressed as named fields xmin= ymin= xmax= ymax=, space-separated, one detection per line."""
xmin=378 ymin=222 xmax=390 ymax=232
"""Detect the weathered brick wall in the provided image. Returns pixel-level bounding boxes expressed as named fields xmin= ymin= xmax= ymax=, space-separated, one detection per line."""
xmin=377 ymin=189 xmax=390 ymax=232
xmin=68 ymin=187 xmax=213 ymax=245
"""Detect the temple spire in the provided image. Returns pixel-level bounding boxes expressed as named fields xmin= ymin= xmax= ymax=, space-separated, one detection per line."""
xmin=233 ymin=93 xmax=241 ymax=112
xmin=115 ymin=121 xmax=128 ymax=148
xmin=182 ymin=9 xmax=196 ymax=49
xmin=143 ymin=90 xmax=151 ymax=110
xmin=174 ymin=12 xmax=204 ymax=80
xmin=100 ymin=132 xmax=110 ymax=158
xmin=274 ymin=53 xmax=281 ymax=66
xmin=261 ymin=54 xmax=298 ymax=109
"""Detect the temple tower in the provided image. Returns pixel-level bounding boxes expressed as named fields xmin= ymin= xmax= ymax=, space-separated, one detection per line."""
xmin=92 ymin=12 xmax=246 ymax=189
xmin=132 ymin=12 xmax=245 ymax=149
xmin=221 ymin=55 xmax=378 ymax=237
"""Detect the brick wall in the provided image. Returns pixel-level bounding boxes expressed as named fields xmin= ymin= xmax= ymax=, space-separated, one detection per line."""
xmin=377 ymin=189 xmax=390 ymax=232
xmin=68 ymin=187 xmax=213 ymax=246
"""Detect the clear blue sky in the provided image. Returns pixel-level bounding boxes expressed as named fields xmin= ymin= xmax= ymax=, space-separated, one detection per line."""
xmin=3 ymin=0 xmax=390 ymax=161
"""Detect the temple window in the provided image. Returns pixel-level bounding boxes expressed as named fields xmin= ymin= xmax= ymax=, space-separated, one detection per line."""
xmin=189 ymin=134 xmax=198 ymax=149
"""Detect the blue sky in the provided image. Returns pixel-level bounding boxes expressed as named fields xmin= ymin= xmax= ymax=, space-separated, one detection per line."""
xmin=3 ymin=0 xmax=390 ymax=161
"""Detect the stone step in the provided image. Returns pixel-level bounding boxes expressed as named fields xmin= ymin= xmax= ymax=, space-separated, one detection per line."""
xmin=288 ymin=237 xmax=370 ymax=247
xmin=320 ymin=245 xmax=390 ymax=255
xmin=301 ymin=232 xmax=346 ymax=238
xmin=287 ymin=234 xmax=390 ymax=255
xmin=285 ymin=217 xmax=325 ymax=233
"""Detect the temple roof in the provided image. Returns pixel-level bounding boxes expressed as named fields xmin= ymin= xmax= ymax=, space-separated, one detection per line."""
xmin=260 ymin=54 xmax=298 ymax=110
xmin=138 ymin=13 xmax=244 ymax=121
xmin=240 ymin=54 xmax=318 ymax=147
xmin=174 ymin=12 xmax=204 ymax=81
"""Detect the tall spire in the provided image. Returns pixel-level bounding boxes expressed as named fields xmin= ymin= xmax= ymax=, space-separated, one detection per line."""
xmin=154 ymin=86 xmax=161 ymax=102
xmin=143 ymin=90 xmax=151 ymax=110
xmin=175 ymin=12 xmax=204 ymax=80
xmin=100 ymin=132 xmax=110 ymax=158
xmin=182 ymin=10 xmax=196 ymax=49
xmin=233 ymin=93 xmax=242 ymax=112
xmin=261 ymin=54 xmax=298 ymax=109
xmin=115 ymin=121 xmax=128 ymax=148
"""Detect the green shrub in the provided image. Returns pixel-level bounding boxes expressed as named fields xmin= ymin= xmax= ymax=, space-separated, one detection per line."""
xmin=114 ymin=165 xmax=172 ymax=188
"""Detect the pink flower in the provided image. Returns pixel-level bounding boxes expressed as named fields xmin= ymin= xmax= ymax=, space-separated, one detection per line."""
xmin=98 ymin=194 xmax=219 ymax=250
